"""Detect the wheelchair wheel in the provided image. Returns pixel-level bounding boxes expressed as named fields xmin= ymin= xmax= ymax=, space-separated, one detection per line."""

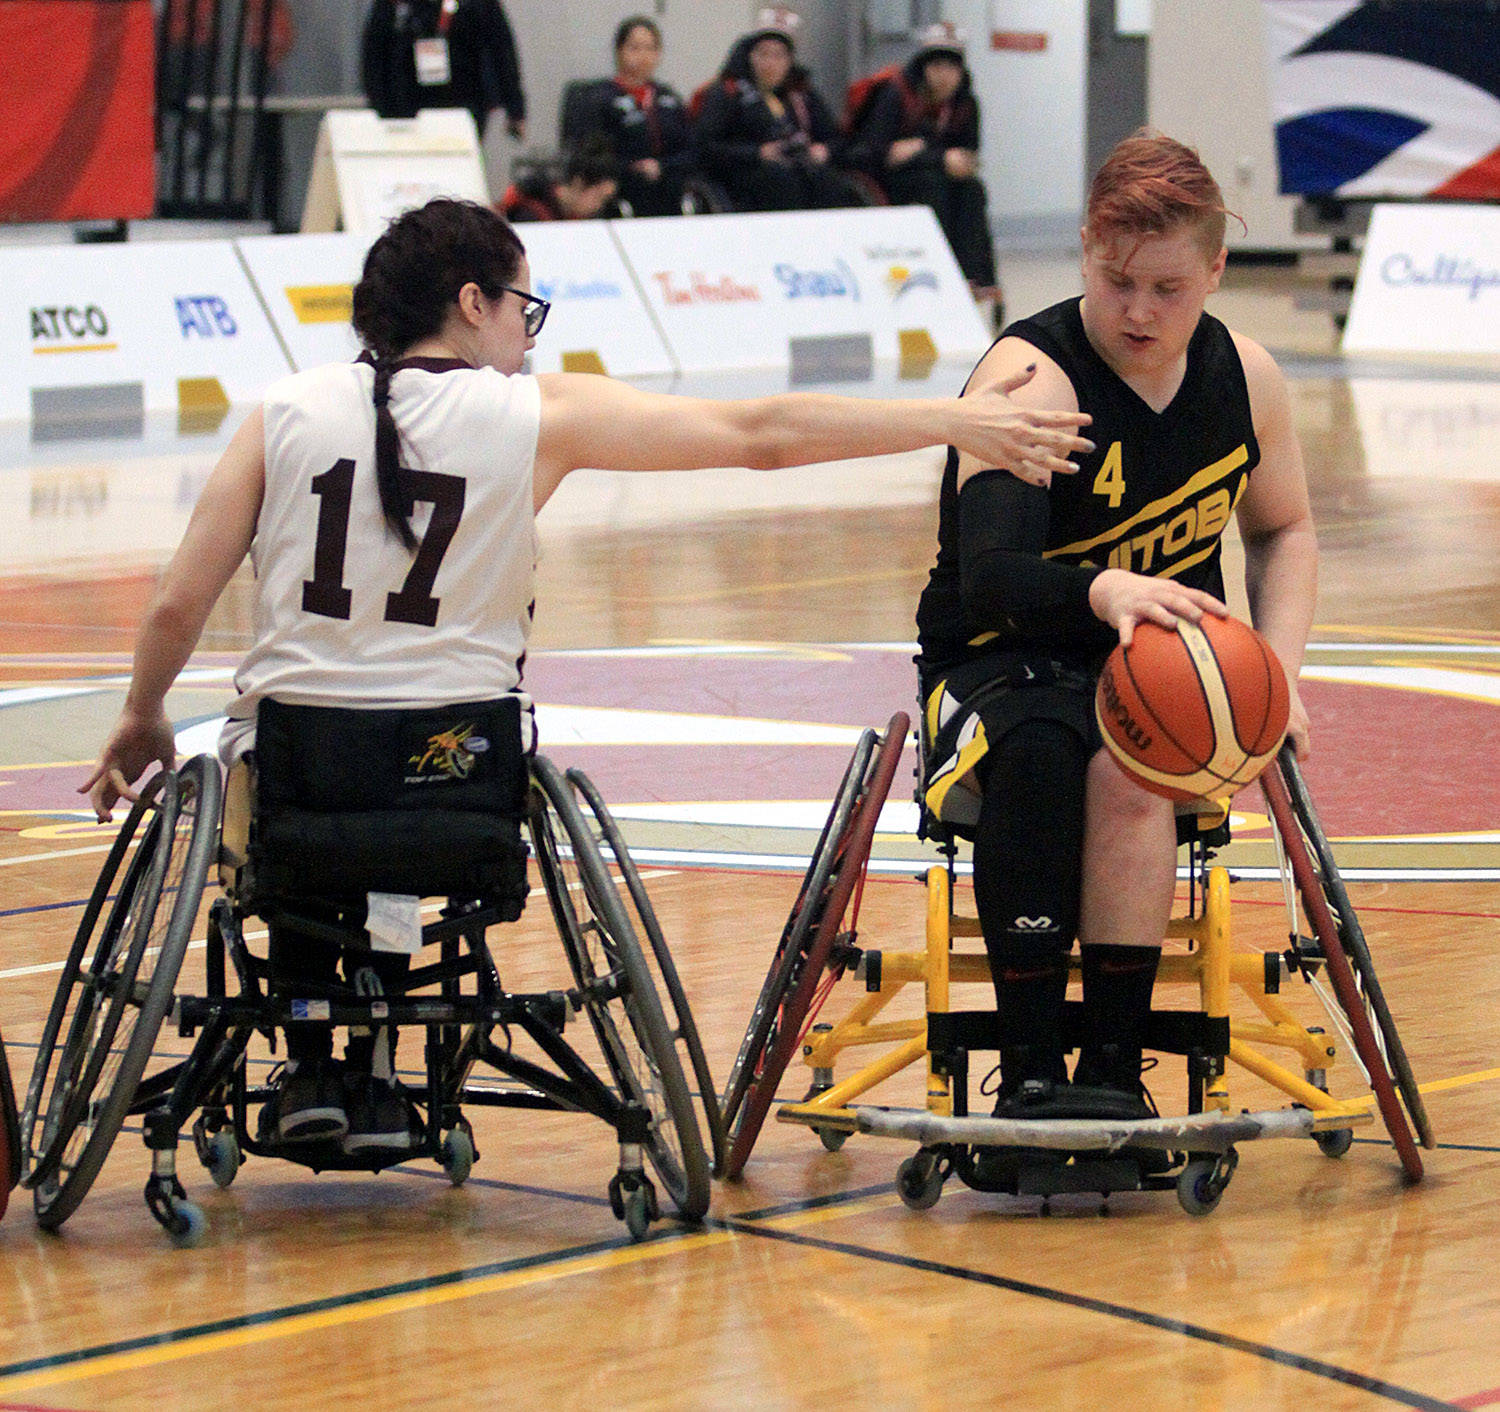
xmin=528 ymin=758 xmax=711 ymax=1221
xmin=0 ymin=1026 xmax=19 ymax=1220
xmin=722 ymin=711 xmax=910 ymax=1180
xmin=1260 ymin=751 xmax=1427 ymax=1181
xmin=22 ymin=757 xmax=221 ymax=1230
xmin=565 ymin=768 xmax=728 ymax=1179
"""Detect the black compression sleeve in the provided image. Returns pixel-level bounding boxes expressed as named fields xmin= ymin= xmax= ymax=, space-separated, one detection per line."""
xmin=957 ymin=468 xmax=1104 ymax=641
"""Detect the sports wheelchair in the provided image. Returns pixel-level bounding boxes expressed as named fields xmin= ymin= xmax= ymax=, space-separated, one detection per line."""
xmin=722 ymin=711 xmax=1432 ymax=1214
xmin=17 ymin=701 xmax=724 ymax=1246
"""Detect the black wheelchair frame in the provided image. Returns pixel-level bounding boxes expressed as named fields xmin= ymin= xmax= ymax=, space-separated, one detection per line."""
xmin=18 ymin=754 xmax=722 ymax=1245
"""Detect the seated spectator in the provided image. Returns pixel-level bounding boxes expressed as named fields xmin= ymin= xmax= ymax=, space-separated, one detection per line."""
xmin=499 ymin=145 xmax=619 ymax=222
xmin=693 ymin=7 xmax=859 ymax=212
xmin=570 ymin=17 xmax=691 ymax=217
xmin=845 ymin=23 xmax=996 ymax=291
xmin=361 ymin=0 xmax=527 ymax=142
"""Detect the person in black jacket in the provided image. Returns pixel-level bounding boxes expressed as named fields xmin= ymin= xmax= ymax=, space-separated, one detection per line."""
xmin=846 ymin=24 xmax=995 ymax=288
xmin=361 ymin=0 xmax=526 ymax=142
xmin=499 ymin=145 xmax=619 ymax=223
xmin=693 ymin=8 xmax=859 ymax=212
xmin=570 ymin=17 xmax=691 ymax=217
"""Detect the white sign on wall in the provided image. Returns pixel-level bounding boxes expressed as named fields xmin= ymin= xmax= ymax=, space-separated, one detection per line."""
xmin=0 ymin=240 xmax=292 ymax=421
xmin=609 ymin=206 xmax=990 ymax=374
xmin=1344 ymin=203 xmax=1500 ymax=355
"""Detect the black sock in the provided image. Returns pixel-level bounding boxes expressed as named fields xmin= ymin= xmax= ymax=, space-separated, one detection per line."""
xmin=988 ymin=939 xmax=1070 ymax=1087
xmin=1078 ymin=944 xmax=1160 ymax=1086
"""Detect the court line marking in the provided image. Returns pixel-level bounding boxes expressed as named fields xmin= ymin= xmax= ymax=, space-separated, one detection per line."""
xmin=0 ymin=1181 xmax=893 ymax=1394
xmin=725 ymin=1224 xmax=1462 ymax=1412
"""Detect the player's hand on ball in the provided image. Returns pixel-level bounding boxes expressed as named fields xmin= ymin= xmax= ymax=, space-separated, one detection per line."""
xmin=1088 ymin=568 xmax=1227 ymax=646
xmin=964 ymin=366 xmax=1094 ymax=488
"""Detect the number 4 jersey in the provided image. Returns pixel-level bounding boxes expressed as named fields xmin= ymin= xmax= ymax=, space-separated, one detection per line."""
xmin=915 ymin=297 xmax=1260 ymax=671
xmin=227 ymin=358 xmax=541 ymax=738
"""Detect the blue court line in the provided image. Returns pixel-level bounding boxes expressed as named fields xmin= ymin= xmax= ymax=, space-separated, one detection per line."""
xmin=723 ymin=1221 xmax=1462 ymax=1411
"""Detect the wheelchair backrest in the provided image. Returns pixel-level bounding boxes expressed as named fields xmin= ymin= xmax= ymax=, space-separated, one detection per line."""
xmin=246 ymin=696 xmax=531 ymax=916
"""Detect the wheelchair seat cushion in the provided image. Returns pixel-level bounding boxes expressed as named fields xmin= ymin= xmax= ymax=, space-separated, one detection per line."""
xmin=250 ymin=696 xmax=531 ymax=909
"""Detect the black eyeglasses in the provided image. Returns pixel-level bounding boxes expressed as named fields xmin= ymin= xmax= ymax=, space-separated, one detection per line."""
xmin=499 ymin=283 xmax=550 ymax=337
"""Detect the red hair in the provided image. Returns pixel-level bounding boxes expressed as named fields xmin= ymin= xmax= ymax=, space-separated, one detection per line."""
xmin=1086 ymin=128 xmax=1241 ymax=255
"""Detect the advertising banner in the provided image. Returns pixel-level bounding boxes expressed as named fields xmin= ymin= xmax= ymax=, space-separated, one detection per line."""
xmin=1343 ymin=203 xmax=1500 ymax=354
xmin=0 ymin=240 xmax=292 ymax=424
xmin=608 ymin=206 xmax=989 ymax=375
xmin=237 ymin=222 xmax=673 ymax=379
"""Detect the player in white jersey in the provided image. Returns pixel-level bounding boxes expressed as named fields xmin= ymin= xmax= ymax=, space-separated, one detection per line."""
xmin=81 ymin=197 xmax=1093 ymax=1149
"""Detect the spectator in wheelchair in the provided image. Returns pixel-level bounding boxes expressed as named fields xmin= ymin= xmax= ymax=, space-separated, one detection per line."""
xmin=499 ymin=141 xmax=620 ymax=223
xmin=914 ymin=131 xmax=1317 ymax=1146
xmin=843 ymin=24 xmax=996 ymax=292
xmin=693 ymin=7 xmax=861 ymax=212
xmin=569 ymin=16 xmax=692 ymax=218
xmin=82 ymin=196 xmax=1091 ymax=1155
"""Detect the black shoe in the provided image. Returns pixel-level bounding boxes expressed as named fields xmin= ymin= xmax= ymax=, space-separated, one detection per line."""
xmin=272 ymin=1060 xmax=348 ymax=1144
xmin=342 ymin=1073 xmax=418 ymax=1159
xmin=1073 ymin=1048 xmax=1172 ymax=1174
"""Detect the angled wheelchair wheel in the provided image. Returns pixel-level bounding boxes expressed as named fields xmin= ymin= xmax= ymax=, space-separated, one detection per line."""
xmin=1261 ymin=750 xmax=1428 ymax=1181
xmin=0 ymin=1026 xmax=18 ymax=1220
xmin=528 ymin=758 xmax=711 ymax=1221
xmin=722 ymin=711 xmax=910 ymax=1180
xmin=565 ymin=768 xmax=728 ymax=1179
xmin=23 ymin=756 xmax=221 ymax=1229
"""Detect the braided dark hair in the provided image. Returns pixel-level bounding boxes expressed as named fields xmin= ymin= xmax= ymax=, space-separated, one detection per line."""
xmin=350 ymin=199 xmax=526 ymax=548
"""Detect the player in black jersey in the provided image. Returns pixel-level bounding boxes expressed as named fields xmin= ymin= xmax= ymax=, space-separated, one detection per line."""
xmin=915 ymin=131 xmax=1318 ymax=1128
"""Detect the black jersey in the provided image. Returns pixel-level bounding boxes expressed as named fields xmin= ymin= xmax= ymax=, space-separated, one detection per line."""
xmin=915 ymin=297 xmax=1259 ymax=671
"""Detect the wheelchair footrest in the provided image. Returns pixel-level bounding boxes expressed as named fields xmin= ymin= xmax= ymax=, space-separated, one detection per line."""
xmin=854 ymin=1104 xmax=1326 ymax=1153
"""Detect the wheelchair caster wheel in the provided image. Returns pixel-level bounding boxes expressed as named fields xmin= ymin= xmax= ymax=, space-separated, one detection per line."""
xmin=1176 ymin=1159 xmax=1227 ymax=1216
xmin=166 ymin=1198 xmax=207 ymax=1248
xmin=609 ymin=1171 xmax=659 ymax=1239
xmin=622 ymin=1185 xmax=653 ymax=1241
xmin=1313 ymin=1126 xmax=1354 ymax=1159
xmin=203 ymin=1132 xmax=241 ymax=1189
xmin=896 ymin=1153 xmax=944 ymax=1211
xmin=440 ymin=1128 xmax=475 ymax=1187
xmin=815 ymin=1126 xmax=849 ymax=1153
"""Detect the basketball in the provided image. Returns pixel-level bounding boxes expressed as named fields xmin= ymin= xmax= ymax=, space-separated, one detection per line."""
xmin=1095 ymin=614 xmax=1291 ymax=801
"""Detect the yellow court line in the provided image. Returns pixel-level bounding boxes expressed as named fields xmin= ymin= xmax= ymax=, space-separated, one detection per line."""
xmin=0 ymin=1183 xmax=897 ymax=1395
xmin=0 ymin=1231 xmax=739 ymax=1395
xmin=1345 ymin=1063 xmax=1500 ymax=1109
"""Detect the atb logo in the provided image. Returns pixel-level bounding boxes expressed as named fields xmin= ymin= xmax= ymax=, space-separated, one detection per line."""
xmin=175 ymin=296 xmax=238 ymax=338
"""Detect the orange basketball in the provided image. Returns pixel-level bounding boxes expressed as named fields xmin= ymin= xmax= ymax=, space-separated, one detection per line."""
xmin=1095 ymin=614 xmax=1290 ymax=801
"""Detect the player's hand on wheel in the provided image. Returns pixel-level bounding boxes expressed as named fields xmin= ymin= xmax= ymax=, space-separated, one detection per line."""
xmin=80 ymin=707 xmax=177 ymax=822
xmin=962 ymin=366 xmax=1093 ymax=488
xmin=1088 ymin=568 xmax=1227 ymax=647
xmin=1284 ymin=681 xmax=1311 ymax=758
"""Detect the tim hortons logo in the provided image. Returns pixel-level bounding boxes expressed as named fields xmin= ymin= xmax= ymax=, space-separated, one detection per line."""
xmin=1098 ymin=666 xmax=1152 ymax=751
xmin=652 ymin=271 xmax=760 ymax=306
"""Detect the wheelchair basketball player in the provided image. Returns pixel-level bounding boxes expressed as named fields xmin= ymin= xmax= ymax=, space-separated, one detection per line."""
xmin=81 ymin=197 xmax=1091 ymax=1157
xmin=916 ymin=131 xmax=1319 ymax=1144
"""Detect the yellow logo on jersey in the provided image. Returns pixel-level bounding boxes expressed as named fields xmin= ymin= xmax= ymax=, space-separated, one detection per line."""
xmin=408 ymin=723 xmax=477 ymax=781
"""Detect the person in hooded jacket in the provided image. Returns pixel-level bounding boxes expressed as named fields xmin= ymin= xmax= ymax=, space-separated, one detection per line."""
xmin=693 ymin=8 xmax=859 ymax=212
xmin=846 ymin=24 xmax=995 ymax=288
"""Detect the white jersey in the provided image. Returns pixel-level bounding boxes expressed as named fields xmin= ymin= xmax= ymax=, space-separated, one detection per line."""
xmin=224 ymin=357 xmax=541 ymax=755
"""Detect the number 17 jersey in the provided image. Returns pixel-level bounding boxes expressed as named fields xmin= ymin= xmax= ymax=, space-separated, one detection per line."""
xmin=229 ymin=357 xmax=542 ymax=725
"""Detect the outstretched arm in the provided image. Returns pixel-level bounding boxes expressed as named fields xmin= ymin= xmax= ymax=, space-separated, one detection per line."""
xmin=81 ymin=407 xmax=266 ymax=819
xmin=532 ymin=366 xmax=1092 ymax=509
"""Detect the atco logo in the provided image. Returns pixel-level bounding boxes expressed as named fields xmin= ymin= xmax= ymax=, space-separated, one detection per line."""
xmin=175 ymin=295 xmax=238 ymax=338
xmin=885 ymin=265 xmax=940 ymax=300
xmin=30 ymin=304 xmax=112 ymax=350
xmin=652 ymin=271 xmax=760 ymax=306
xmin=773 ymin=258 xmax=859 ymax=301
xmin=535 ymin=277 xmax=622 ymax=302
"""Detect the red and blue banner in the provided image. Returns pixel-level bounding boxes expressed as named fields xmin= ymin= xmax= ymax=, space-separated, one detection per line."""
xmin=1263 ymin=0 xmax=1500 ymax=198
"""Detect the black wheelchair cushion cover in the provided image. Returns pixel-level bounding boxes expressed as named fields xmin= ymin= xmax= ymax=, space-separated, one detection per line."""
xmin=252 ymin=696 xmax=530 ymax=909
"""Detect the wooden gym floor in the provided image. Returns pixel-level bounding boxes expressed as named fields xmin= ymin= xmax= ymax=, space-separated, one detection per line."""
xmin=1 ymin=261 xmax=1499 ymax=1409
